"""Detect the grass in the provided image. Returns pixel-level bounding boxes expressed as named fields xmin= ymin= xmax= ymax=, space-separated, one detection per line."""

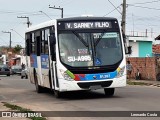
xmin=127 ymin=81 xmax=151 ymax=86
xmin=2 ymin=102 xmax=46 ymax=120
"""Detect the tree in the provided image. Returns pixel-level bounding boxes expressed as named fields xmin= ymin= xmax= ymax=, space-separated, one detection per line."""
xmin=13 ymin=44 xmax=22 ymax=54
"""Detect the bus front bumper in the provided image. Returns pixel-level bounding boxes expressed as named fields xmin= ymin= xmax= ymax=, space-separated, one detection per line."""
xmin=58 ymin=76 xmax=126 ymax=92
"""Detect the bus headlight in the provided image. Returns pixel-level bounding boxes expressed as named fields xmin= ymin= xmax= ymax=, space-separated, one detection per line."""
xmin=59 ymin=69 xmax=74 ymax=81
xmin=116 ymin=66 xmax=125 ymax=78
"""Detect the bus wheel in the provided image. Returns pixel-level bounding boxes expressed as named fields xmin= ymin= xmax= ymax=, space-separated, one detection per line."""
xmin=25 ymin=75 xmax=28 ymax=79
xmin=34 ymin=75 xmax=43 ymax=93
xmin=7 ymin=74 xmax=10 ymax=76
xmin=54 ymin=90 xmax=61 ymax=98
xmin=104 ymin=88 xmax=115 ymax=96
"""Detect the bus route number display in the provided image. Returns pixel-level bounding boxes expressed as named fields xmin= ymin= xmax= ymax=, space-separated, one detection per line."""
xmin=64 ymin=22 xmax=112 ymax=29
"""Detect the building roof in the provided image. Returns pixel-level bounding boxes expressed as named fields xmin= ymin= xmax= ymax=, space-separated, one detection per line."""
xmin=153 ymin=44 xmax=160 ymax=54
xmin=128 ymin=36 xmax=153 ymax=42
xmin=155 ymin=35 xmax=160 ymax=40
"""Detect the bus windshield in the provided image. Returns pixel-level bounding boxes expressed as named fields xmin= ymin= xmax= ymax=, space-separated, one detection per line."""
xmin=58 ymin=30 xmax=123 ymax=67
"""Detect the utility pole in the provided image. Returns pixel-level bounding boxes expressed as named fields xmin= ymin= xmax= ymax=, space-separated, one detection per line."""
xmin=121 ymin=0 xmax=126 ymax=39
xmin=121 ymin=0 xmax=130 ymax=53
xmin=49 ymin=5 xmax=63 ymax=18
xmin=2 ymin=31 xmax=12 ymax=49
xmin=10 ymin=29 xmax=25 ymax=40
xmin=17 ymin=16 xmax=31 ymax=28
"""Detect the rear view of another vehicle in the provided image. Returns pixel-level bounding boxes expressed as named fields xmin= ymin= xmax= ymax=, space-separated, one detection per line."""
xmin=0 ymin=64 xmax=11 ymax=76
xmin=21 ymin=68 xmax=28 ymax=79
xmin=11 ymin=65 xmax=22 ymax=75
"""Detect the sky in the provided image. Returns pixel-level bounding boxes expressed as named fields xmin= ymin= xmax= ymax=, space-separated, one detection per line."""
xmin=0 ymin=0 xmax=160 ymax=47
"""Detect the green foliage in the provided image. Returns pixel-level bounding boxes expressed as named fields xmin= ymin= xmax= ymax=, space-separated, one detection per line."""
xmin=13 ymin=44 xmax=22 ymax=54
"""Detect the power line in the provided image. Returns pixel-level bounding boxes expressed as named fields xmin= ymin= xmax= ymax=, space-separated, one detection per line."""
xmin=103 ymin=4 xmax=121 ymax=16
xmin=127 ymin=14 xmax=160 ymax=21
xmin=128 ymin=4 xmax=160 ymax=11
xmin=131 ymin=0 xmax=160 ymax=5
xmin=107 ymin=0 xmax=122 ymax=15
xmin=0 ymin=37 xmax=10 ymax=46
xmin=0 ymin=10 xmax=38 ymax=15
xmin=1 ymin=31 xmax=12 ymax=49
xmin=39 ymin=11 xmax=52 ymax=20
xmin=10 ymin=29 xmax=25 ymax=40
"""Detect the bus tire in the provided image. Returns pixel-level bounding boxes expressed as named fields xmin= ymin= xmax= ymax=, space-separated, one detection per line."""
xmin=25 ymin=75 xmax=28 ymax=79
xmin=7 ymin=74 xmax=10 ymax=76
xmin=104 ymin=88 xmax=115 ymax=96
xmin=54 ymin=90 xmax=61 ymax=98
xmin=34 ymin=73 xmax=43 ymax=93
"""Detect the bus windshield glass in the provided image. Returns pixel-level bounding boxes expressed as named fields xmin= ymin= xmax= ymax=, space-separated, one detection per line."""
xmin=58 ymin=31 xmax=122 ymax=67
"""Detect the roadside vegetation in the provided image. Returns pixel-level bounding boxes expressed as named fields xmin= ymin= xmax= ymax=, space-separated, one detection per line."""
xmin=127 ymin=81 xmax=151 ymax=86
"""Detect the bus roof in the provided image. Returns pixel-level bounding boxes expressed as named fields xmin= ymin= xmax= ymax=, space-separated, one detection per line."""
xmin=56 ymin=17 xmax=117 ymax=22
xmin=26 ymin=19 xmax=56 ymax=33
xmin=26 ymin=17 xmax=118 ymax=33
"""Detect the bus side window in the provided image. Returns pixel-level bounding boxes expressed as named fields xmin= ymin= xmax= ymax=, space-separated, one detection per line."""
xmin=41 ymin=30 xmax=45 ymax=54
xmin=36 ymin=36 xmax=41 ymax=56
xmin=41 ymin=29 xmax=49 ymax=54
xmin=26 ymin=33 xmax=31 ymax=56
xmin=35 ymin=31 xmax=41 ymax=56
xmin=45 ymin=41 xmax=49 ymax=54
xmin=31 ymin=33 xmax=35 ymax=54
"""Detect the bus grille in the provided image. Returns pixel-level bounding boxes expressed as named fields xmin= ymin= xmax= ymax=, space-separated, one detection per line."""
xmin=77 ymin=81 xmax=113 ymax=89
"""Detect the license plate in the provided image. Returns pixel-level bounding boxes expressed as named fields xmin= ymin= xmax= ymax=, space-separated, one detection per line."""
xmin=90 ymin=85 xmax=102 ymax=90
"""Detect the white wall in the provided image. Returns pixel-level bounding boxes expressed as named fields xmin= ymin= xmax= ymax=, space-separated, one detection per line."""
xmin=127 ymin=42 xmax=139 ymax=57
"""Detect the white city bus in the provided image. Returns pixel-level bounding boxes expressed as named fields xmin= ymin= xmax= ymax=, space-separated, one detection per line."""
xmin=25 ymin=17 xmax=127 ymax=97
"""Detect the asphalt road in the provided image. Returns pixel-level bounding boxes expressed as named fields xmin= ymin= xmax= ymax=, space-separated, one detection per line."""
xmin=0 ymin=75 xmax=160 ymax=120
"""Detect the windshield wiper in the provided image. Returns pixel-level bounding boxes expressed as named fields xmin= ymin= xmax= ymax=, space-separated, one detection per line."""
xmin=72 ymin=31 xmax=88 ymax=47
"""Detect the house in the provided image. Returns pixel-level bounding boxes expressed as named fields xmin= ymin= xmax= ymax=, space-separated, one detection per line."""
xmin=126 ymin=36 xmax=160 ymax=80
xmin=153 ymin=35 xmax=160 ymax=57
xmin=127 ymin=36 xmax=154 ymax=57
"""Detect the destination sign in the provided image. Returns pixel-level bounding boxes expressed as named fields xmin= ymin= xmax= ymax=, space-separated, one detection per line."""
xmin=64 ymin=21 xmax=112 ymax=29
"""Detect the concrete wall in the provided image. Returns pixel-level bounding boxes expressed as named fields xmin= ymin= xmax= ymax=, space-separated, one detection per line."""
xmin=127 ymin=57 xmax=157 ymax=81
xmin=129 ymin=42 xmax=139 ymax=57
xmin=128 ymin=36 xmax=153 ymax=57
